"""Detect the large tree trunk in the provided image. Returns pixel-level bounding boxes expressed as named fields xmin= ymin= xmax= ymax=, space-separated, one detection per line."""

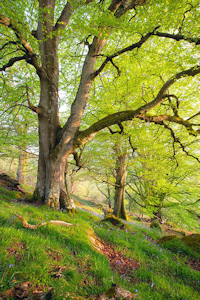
xmin=113 ymin=149 xmax=127 ymax=220
xmin=32 ymin=0 xmax=106 ymax=209
xmin=107 ymin=183 xmax=112 ymax=208
xmin=32 ymin=0 xmax=73 ymax=209
xmin=34 ymin=154 xmax=76 ymax=210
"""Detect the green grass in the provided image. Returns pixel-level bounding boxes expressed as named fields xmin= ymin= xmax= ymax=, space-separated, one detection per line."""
xmin=0 ymin=185 xmax=200 ymax=299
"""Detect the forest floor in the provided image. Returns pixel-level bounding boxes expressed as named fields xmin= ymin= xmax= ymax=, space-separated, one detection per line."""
xmin=0 ymin=173 xmax=200 ymax=300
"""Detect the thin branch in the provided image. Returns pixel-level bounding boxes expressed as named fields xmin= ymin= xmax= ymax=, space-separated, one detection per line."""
xmin=125 ymin=190 xmax=145 ymax=208
xmin=26 ymin=85 xmax=42 ymax=115
xmin=96 ymin=183 xmax=108 ymax=199
xmin=0 ymin=97 xmax=25 ymax=117
xmin=176 ymin=137 xmax=200 ymax=163
xmin=107 ymin=122 xmax=124 ymax=135
xmin=128 ymin=136 xmax=137 ymax=154
xmin=153 ymin=31 xmax=200 ymax=45
xmin=117 ymin=122 xmax=124 ymax=133
xmin=90 ymin=27 xmax=159 ymax=79
xmin=136 ymin=113 xmax=200 ymax=162
xmin=162 ymin=122 xmax=200 ymax=163
xmin=187 ymin=111 xmax=200 ymax=121
xmin=110 ymin=58 xmax=121 ymax=76
xmin=163 ymin=94 xmax=179 ymax=116
xmin=178 ymin=3 xmax=193 ymax=33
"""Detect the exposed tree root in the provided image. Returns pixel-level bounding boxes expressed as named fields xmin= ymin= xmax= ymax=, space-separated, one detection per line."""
xmin=15 ymin=213 xmax=73 ymax=229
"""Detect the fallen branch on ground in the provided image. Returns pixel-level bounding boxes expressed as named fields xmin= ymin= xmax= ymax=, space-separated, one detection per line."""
xmin=15 ymin=213 xmax=73 ymax=229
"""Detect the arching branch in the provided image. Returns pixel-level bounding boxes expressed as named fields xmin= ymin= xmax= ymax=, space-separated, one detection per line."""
xmin=0 ymin=41 xmax=21 ymax=52
xmin=0 ymin=55 xmax=28 ymax=71
xmin=75 ymin=65 xmax=200 ymax=147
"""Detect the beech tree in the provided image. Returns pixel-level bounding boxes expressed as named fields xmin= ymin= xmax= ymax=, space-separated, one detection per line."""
xmin=1 ymin=0 xmax=200 ymax=210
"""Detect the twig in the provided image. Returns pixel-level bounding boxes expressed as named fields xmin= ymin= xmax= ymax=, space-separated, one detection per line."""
xmin=44 ymin=246 xmax=62 ymax=254
xmin=0 ymin=269 xmax=6 ymax=284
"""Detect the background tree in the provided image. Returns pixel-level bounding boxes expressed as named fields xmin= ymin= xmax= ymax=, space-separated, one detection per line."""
xmin=125 ymin=121 xmax=200 ymax=227
xmin=0 ymin=69 xmax=38 ymax=184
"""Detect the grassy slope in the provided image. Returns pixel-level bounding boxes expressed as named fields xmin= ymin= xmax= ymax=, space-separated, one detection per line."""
xmin=0 ymin=185 xmax=200 ymax=300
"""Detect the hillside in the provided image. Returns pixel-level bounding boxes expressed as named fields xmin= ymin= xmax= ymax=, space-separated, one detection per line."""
xmin=0 ymin=175 xmax=199 ymax=300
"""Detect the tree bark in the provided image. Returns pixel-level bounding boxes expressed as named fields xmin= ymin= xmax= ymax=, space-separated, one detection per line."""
xmin=33 ymin=0 xmax=108 ymax=209
xmin=113 ymin=147 xmax=127 ymax=220
xmin=107 ymin=183 xmax=112 ymax=208
xmin=16 ymin=150 xmax=27 ymax=184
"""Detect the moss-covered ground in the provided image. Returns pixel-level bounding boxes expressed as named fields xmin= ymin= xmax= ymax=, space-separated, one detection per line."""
xmin=0 ymin=184 xmax=199 ymax=299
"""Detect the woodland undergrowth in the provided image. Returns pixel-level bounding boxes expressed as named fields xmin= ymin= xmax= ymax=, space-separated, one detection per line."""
xmin=0 ymin=185 xmax=199 ymax=300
